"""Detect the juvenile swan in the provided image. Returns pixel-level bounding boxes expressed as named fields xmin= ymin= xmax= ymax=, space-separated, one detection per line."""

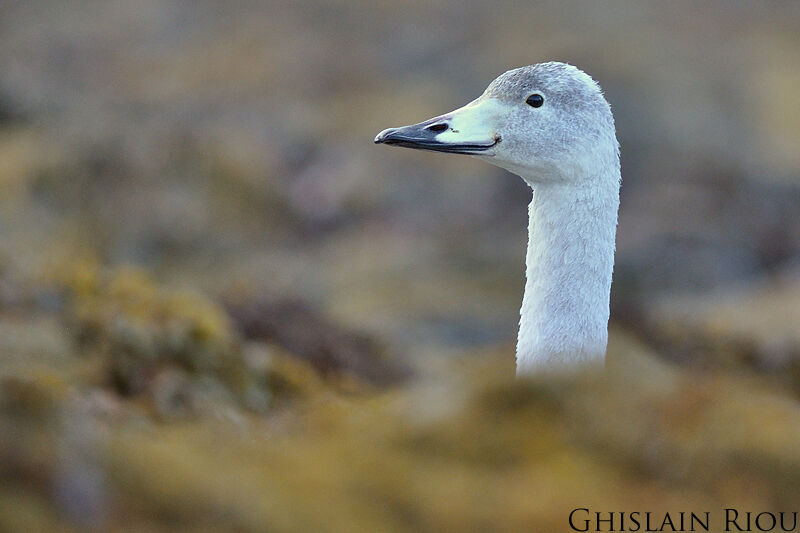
xmin=375 ymin=62 xmax=620 ymax=374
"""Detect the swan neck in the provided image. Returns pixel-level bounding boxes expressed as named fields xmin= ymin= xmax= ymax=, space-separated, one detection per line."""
xmin=516 ymin=176 xmax=620 ymax=374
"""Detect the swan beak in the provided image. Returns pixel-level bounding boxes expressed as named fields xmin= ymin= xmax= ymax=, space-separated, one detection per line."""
xmin=374 ymin=99 xmax=500 ymax=155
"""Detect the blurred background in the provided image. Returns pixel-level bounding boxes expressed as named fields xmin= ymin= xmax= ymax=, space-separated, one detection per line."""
xmin=1 ymin=1 xmax=799 ymax=531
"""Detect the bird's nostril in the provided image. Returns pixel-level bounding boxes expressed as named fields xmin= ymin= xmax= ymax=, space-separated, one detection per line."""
xmin=426 ymin=123 xmax=449 ymax=133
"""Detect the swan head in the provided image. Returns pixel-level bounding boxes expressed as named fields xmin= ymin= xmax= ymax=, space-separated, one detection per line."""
xmin=374 ymin=62 xmax=618 ymax=185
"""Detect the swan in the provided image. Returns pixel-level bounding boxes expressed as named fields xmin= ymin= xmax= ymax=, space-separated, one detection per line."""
xmin=375 ymin=62 xmax=621 ymax=374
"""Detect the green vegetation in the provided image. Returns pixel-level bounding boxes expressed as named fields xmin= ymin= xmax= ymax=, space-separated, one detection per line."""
xmin=0 ymin=1 xmax=799 ymax=530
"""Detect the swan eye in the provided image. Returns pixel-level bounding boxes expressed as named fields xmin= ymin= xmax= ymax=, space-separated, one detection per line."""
xmin=526 ymin=93 xmax=544 ymax=108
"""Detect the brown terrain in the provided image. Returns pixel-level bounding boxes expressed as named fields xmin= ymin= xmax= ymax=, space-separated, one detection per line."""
xmin=0 ymin=1 xmax=799 ymax=531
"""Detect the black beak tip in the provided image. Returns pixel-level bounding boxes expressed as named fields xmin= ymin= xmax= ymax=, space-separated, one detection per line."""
xmin=374 ymin=128 xmax=394 ymax=144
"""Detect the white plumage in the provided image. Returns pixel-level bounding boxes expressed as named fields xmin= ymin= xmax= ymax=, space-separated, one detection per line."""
xmin=376 ymin=62 xmax=621 ymax=375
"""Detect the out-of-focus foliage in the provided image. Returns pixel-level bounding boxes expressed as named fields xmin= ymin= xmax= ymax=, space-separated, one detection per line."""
xmin=0 ymin=0 xmax=799 ymax=530
xmin=4 ymin=334 xmax=800 ymax=532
